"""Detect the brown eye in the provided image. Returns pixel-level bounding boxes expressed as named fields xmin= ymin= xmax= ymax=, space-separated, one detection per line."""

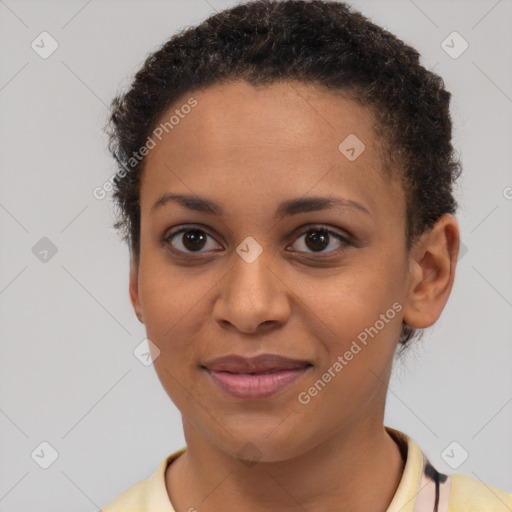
xmin=290 ymin=226 xmax=351 ymax=255
xmin=304 ymin=229 xmax=330 ymax=252
xmin=163 ymin=227 xmax=221 ymax=254
xmin=162 ymin=224 xmax=351 ymax=258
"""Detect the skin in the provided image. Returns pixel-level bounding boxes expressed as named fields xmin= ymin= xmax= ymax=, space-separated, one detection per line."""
xmin=128 ymin=80 xmax=460 ymax=511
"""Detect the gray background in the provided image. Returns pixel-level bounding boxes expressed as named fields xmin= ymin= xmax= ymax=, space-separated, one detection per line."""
xmin=0 ymin=0 xmax=511 ymax=510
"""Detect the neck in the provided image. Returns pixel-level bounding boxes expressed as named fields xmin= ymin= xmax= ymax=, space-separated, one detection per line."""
xmin=166 ymin=417 xmax=406 ymax=512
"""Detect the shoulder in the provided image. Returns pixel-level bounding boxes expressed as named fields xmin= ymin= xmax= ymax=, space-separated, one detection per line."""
xmin=101 ymin=448 xmax=186 ymax=512
xmin=102 ymin=478 xmax=148 ymax=511
xmin=449 ymin=472 xmax=512 ymax=511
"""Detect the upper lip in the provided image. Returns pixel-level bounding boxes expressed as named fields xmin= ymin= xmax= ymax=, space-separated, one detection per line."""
xmin=202 ymin=354 xmax=312 ymax=373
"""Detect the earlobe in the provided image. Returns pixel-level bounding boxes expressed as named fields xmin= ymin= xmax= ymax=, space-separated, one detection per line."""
xmin=129 ymin=259 xmax=144 ymax=324
xmin=402 ymin=214 xmax=460 ymax=330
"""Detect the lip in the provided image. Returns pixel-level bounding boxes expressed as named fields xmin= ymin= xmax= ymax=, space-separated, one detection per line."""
xmin=202 ymin=353 xmax=312 ymax=373
xmin=201 ymin=353 xmax=313 ymax=400
xmin=204 ymin=367 xmax=312 ymax=400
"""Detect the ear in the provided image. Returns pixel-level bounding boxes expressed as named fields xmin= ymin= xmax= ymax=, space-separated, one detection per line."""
xmin=402 ymin=213 xmax=460 ymax=329
xmin=129 ymin=257 xmax=144 ymax=324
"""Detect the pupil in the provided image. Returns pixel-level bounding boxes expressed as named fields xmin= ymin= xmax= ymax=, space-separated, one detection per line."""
xmin=183 ymin=230 xmax=206 ymax=251
xmin=306 ymin=230 xmax=329 ymax=251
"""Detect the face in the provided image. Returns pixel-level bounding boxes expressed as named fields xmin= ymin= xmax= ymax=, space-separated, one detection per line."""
xmin=130 ymin=80 xmax=415 ymax=462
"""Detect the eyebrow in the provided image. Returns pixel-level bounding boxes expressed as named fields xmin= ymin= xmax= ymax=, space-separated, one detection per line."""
xmin=150 ymin=193 xmax=371 ymax=218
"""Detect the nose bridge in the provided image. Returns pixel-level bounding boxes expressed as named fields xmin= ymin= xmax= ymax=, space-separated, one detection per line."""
xmin=213 ymin=239 xmax=290 ymax=332
xmin=230 ymin=242 xmax=278 ymax=308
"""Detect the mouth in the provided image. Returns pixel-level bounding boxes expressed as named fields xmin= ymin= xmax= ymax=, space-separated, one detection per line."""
xmin=201 ymin=353 xmax=313 ymax=400
xmin=219 ymin=369 xmax=303 ymax=375
xmin=201 ymin=353 xmax=312 ymax=373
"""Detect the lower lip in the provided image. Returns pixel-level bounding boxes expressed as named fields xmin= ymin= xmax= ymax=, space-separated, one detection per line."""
xmin=204 ymin=367 xmax=311 ymax=400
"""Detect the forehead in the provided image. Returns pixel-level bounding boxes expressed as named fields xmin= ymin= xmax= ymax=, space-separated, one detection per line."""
xmin=140 ymin=80 xmax=404 ymax=224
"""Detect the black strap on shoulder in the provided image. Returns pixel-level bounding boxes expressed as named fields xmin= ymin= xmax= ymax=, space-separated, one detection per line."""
xmin=424 ymin=459 xmax=448 ymax=512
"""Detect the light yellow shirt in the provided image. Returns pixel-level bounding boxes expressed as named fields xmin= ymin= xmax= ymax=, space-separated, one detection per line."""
xmin=102 ymin=426 xmax=512 ymax=511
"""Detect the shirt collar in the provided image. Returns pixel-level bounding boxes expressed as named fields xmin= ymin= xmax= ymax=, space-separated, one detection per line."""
xmin=385 ymin=426 xmax=425 ymax=512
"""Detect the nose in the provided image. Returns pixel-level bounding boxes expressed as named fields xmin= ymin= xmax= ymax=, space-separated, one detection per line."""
xmin=212 ymin=249 xmax=291 ymax=334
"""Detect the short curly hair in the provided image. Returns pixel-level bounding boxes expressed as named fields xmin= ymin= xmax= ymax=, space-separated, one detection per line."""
xmin=105 ymin=0 xmax=461 ymax=350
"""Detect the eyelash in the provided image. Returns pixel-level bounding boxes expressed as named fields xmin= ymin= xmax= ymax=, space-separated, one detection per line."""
xmin=161 ymin=224 xmax=353 ymax=258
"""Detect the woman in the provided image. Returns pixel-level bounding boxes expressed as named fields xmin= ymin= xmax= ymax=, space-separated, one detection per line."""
xmin=102 ymin=1 xmax=512 ymax=510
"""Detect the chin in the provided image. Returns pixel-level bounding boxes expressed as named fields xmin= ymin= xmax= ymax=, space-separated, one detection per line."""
xmin=211 ymin=426 xmax=313 ymax=465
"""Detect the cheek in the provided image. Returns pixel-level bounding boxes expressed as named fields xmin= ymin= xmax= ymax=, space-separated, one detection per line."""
xmin=294 ymin=267 xmax=404 ymax=394
xmin=139 ymin=261 xmax=204 ymax=327
xmin=137 ymin=269 xmax=201 ymax=382
xmin=295 ymin=266 xmax=399 ymax=337
xmin=294 ymin=307 xmax=402 ymax=436
xmin=144 ymin=279 xmax=205 ymax=409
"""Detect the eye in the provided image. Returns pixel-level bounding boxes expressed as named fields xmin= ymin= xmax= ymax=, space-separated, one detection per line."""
xmin=288 ymin=226 xmax=352 ymax=256
xmin=162 ymin=226 xmax=221 ymax=254
xmin=162 ymin=224 xmax=352 ymax=257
